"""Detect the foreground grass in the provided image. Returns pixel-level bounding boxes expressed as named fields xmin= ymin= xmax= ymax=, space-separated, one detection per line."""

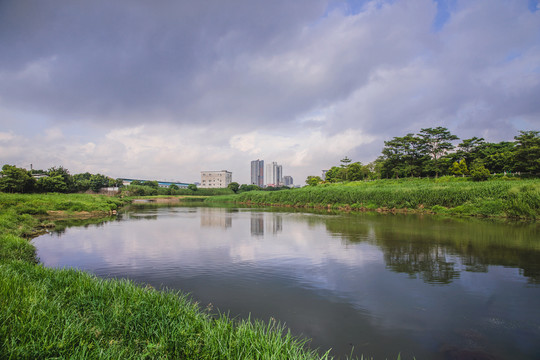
xmin=0 ymin=193 xmax=331 ymax=359
xmin=208 ymin=178 xmax=540 ymax=219
xmin=1 ymin=261 xmax=326 ymax=359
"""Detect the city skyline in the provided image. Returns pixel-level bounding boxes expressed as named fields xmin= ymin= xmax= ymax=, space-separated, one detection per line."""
xmin=0 ymin=1 xmax=538 ymax=184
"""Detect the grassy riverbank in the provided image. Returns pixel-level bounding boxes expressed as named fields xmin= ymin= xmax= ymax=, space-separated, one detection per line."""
xmin=208 ymin=178 xmax=540 ymax=219
xmin=0 ymin=193 xmax=331 ymax=359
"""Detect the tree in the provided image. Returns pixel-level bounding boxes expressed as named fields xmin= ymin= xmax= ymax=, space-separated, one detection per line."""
xmin=89 ymin=174 xmax=109 ymax=192
xmin=470 ymin=161 xmax=490 ymax=181
xmin=305 ymin=176 xmax=322 ymax=186
xmin=347 ymin=162 xmax=367 ymax=181
xmin=324 ymin=166 xmax=343 ymax=183
xmin=513 ymin=130 xmax=540 ymax=174
xmin=418 ymin=127 xmax=459 ymax=177
xmin=37 ymin=175 xmax=69 ymax=193
xmin=169 ymin=184 xmax=179 ymax=191
xmin=0 ymin=165 xmax=35 ymax=193
xmin=478 ymin=141 xmax=515 ymax=173
xmin=142 ymin=180 xmax=159 ymax=189
xmin=47 ymin=166 xmax=73 ymax=191
xmin=188 ymin=184 xmax=197 ymax=191
xmin=450 ymin=159 xmax=469 ymax=176
xmin=455 ymin=137 xmax=485 ymax=165
xmin=380 ymin=134 xmax=426 ymax=178
xmin=239 ymin=184 xmax=260 ymax=192
xmin=228 ymin=182 xmax=240 ymax=193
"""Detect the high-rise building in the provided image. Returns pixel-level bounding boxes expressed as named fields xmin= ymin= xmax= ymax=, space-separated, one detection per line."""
xmin=283 ymin=176 xmax=293 ymax=187
xmin=265 ymin=162 xmax=283 ymax=187
xmin=200 ymin=170 xmax=232 ymax=188
xmin=250 ymin=159 xmax=264 ymax=187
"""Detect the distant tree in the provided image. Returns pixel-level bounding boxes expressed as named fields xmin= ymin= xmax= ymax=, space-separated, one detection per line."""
xmin=470 ymin=161 xmax=490 ymax=181
xmin=228 ymin=182 xmax=240 ymax=193
xmin=37 ymin=175 xmax=69 ymax=193
xmin=455 ymin=137 xmax=485 ymax=165
xmin=169 ymin=184 xmax=179 ymax=191
xmin=418 ymin=127 xmax=459 ymax=177
xmin=188 ymin=184 xmax=197 ymax=191
xmin=142 ymin=180 xmax=159 ymax=189
xmin=131 ymin=180 xmax=143 ymax=186
xmin=450 ymin=159 xmax=469 ymax=176
xmin=306 ymin=176 xmax=322 ymax=186
xmin=89 ymin=174 xmax=109 ymax=192
xmin=324 ymin=166 xmax=343 ymax=182
xmin=478 ymin=141 xmax=515 ymax=173
xmin=0 ymin=165 xmax=35 ymax=193
xmin=513 ymin=130 xmax=540 ymax=174
xmin=239 ymin=184 xmax=260 ymax=192
xmin=47 ymin=166 xmax=73 ymax=191
xmin=340 ymin=157 xmax=352 ymax=180
xmin=347 ymin=162 xmax=368 ymax=181
xmin=380 ymin=134 xmax=427 ymax=178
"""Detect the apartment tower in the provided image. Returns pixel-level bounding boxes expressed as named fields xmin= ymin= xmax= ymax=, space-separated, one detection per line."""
xmin=250 ymin=159 xmax=264 ymax=187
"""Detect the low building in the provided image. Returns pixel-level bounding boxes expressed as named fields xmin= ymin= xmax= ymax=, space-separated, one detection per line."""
xmin=200 ymin=170 xmax=232 ymax=188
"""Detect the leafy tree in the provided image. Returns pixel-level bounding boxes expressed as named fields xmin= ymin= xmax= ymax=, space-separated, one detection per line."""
xmin=37 ymin=175 xmax=69 ymax=193
xmin=89 ymin=174 xmax=109 ymax=192
xmin=418 ymin=127 xmax=459 ymax=177
xmin=47 ymin=166 xmax=73 ymax=191
xmin=455 ymin=137 xmax=485 ymax=165
xmin=324 ymin=166 xmax=343 ymax=183
xmin=450 ymin=159 xmax=468 ymax=176
xmin=0 ymin=165 xmax=35 ymax=193
xmin=478 ymin=141 xmax=515 ymax=173
xmin=347 ymin=162 xmax=368 ymax=181
xmin=239 ymin=184 xmax=260 ymax=192
xmin=142 ymin=180 xmax=159 ymax=189
xmin=470 ymin=161 xmax=490 ymax=181
xmin=513 ymin=130 xmax=540 ymax=174
xmin=169 ymin=184 xmax=179 ymax=190
xmin=131 ymin=180 xmax=143 ymax=186
xmin=305 ymin=176 xmax=322 ymax=186
xmin=188 ymin=184 xmax=197 ymax=191
xmin=380 ymin=134 xmax=426 ymax=178
xmin=228 ymin=182 xmax=240 ymax=193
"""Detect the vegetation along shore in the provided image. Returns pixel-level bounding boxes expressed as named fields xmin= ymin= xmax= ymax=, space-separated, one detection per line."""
xmin=0 ymin=193 xmax=335 ymax=359
xmin=208 ymin=178 xmax=540 ymax=220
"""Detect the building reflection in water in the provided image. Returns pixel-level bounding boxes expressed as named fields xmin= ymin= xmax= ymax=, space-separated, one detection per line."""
xmin=199 ymin=208 xmax=232 ymax=228
xmin=250 ymin=213 xmax=283 ymax=237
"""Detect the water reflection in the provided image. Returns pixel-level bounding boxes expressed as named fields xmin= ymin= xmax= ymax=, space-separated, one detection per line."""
xmin=34 ymin=207 xmax=540 ymax=360
xmin=200 ymin=207 xmax=232 ymax=228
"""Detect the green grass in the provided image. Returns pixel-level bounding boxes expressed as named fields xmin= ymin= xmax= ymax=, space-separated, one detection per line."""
xmin=1 ymin=261 xmax=327 ymax=359
xmin=207 ymin=178 xmax=540 ymax=219
xmin=0 ymin=192 xmax=334 ymax=359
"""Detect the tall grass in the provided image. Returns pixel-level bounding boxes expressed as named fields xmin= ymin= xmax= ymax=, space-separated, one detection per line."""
xmin=1 ymin=261 xmax=328 ymax=359
xmin=0 ymin=193 xmax=334 ymax=359
xmin=208 ymin=178 xmax=540 ymax=219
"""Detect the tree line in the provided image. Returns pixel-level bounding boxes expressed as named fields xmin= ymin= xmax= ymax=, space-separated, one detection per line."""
xmin=307 ymin=129 xmax=539 ymax=184
xmin=0 ymin=165 xmax=122 ymax=194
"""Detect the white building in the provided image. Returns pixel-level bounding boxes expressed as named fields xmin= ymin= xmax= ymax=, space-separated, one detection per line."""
xmin=200 ymin=170 xmax=232 ymax=188
xmin=265 ymin=162 xmax=282 ymax=187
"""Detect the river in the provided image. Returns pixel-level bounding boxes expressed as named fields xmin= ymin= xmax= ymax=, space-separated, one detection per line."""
xmin=32 ymin=205 xmax=540 ymax=359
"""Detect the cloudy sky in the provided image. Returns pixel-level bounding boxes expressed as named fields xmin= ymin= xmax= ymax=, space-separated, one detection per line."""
xmin=1 ymin=0 xmax=539 ymax=184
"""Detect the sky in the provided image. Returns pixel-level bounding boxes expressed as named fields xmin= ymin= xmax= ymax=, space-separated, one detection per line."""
xmin=0 ymin=0 xmax=539 ymax=185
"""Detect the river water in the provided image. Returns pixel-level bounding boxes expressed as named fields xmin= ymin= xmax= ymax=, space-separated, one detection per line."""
xmin=33 ymin=205 xmax=540 ymax=359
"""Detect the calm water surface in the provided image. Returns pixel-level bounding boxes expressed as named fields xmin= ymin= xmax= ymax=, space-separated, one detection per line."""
xmin=33 ymin=206 xmax=540 ymax=359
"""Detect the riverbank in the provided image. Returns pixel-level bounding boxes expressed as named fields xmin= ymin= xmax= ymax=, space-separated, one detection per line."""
xmin=0 ymin=193 xmax=331 ymax=359
xmin=207 ymin=178 xmax=540 ymax=219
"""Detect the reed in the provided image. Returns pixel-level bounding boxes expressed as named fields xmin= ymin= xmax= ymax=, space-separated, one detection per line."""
xmin=0 ymin=193 xmax=335 ymax=359
xmin=209 ymin=178 xmax=540 ymax=219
